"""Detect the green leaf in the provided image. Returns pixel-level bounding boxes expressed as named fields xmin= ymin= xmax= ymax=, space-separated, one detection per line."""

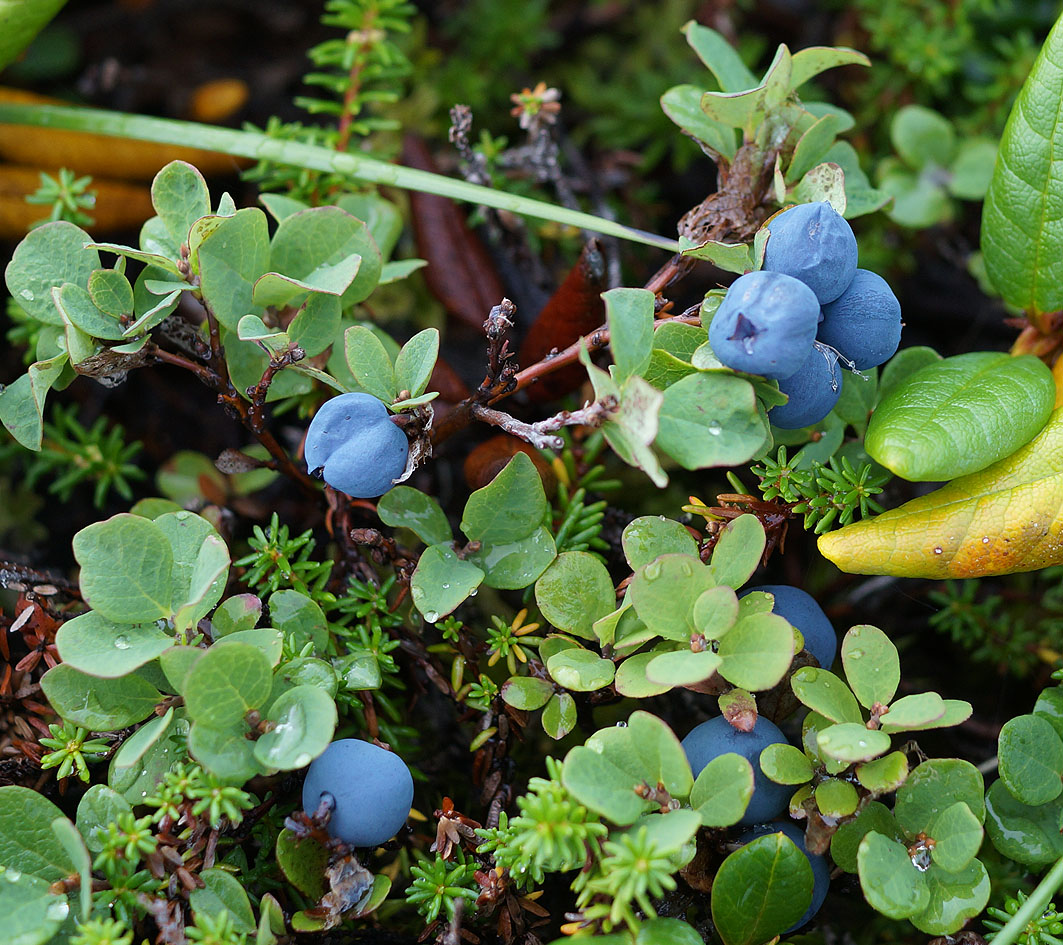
xmin=73 ymin=513 xmax=174 ymax=624
xmin=0 ymin=353 xmax=68 ymax=450
xmin=188 ymin=720 xmax=261 ymax=784
xmin=711 ymin=833 xmax=813 ymax=945
xmin=660 ymin=84 xmax=737 ymax=161
xmin=394 ymin=328 xmax=439 ymax=398
xmin=786 ymin=112 xmax=845 ymax=183
xmin=546 ymin=649 xmax=616 ymax=692
xmin=857 ymin=832 xmax=928 ymax=919
xmin=155 ymin=510 xmax=230 ymax=632
xmin=949 ymin=140 xmax=997 ymax=201
xmin=717 ymin=613 xmax=794 ymax=691
xmin=678 ymin=237 xmax=753 ymax=274
xmin=535 ymin=552 xmax=615 ymax=639
xmin=692 ymin=586 xmax=739 ymax=640
xmin=50 ymin=817 xmax=91 ymax=921
xmin=501 ymin=676 xmax=555 ymax=711
xmin=468 ymin=526 xmax=557 ymax=590
xmin=877 ymin=346 xmax=942 ymax=404
xmin=287 ymin=292 xmax=341 ymax=357
xmin=212 ymin=595 xmax=262 ymax=637
xmin=708 ymin=514 xmax=765 ymax=589
xmin=190 ymin=868 xmax=256 ymax=933
xmin=0 ymin=786 xmax=75 ymax=881
xmin=76 ymin=785 xmax=131 ymax=853
xmin=604 ymin=287 xmax=654 ymax=383
xmin=614 ymin=651 xmax=672 ymax=698
xmin=792 ymin=162 xmax=847 ymax=213
xmin=151 ymin=161 xmax=211 ymax=247
xmin=270 ymin=658 xmax=338 ymax=703
xmin=841 ymin=625 xmax=899 ymax=708
xmin=255 ymin=686 xmax=336 ymax=771
xmin=998 ymin=713 xmax=1063 ymax=805
xmin=815 ymin=778 xmax=859 ymax=817
xmin=343 ymin=325 xmax=396 ymax=404
xmin=644 ymin=348 xmax=699 ymax=390
xmin=194 ymin=207 xmax=269 ymax=330
xmin=109 ymin=711 xmax=189 ymax=802
xmin=377 ymin=486 xmax=451 ymax=545
xmin=461 ymin=452 xmax=547 ymax=544
xmin=41 ymin=663 xmax=160 ymax=730
xmin=791 ymin=667 xmax=863 ymax=723
xmin=856 ymin=751 xmax=909 ymax=796
xmin=268 ymin=590 xmax=328 ymax=653
xmin=910 ymin=859 xmax=991 ymax=936
xmin=815 ymin=722 xmax=890 ymax=763
xmin=879 ymin=692 xmax=947 ymax=733
xmin=269 ymin=206 xmax=382 ymax=307
xmin=982 ymin=13 xmax=1063 ymax=315
xmin=895 ymin=759 xmax=985 ymax=836
xmin=562 ymin=745 xmax=657 ymax=825
xmin=929 ymin=801 xmax=983 ymax=872
xmin=682 ymin=21 xmax=757 ymax=92
xmin=410 ymin=543 xmax=484 ymax=621
xmin=636 ymin=918 xmax=704 ymax=945
xmin=275 ymin=828 xmax=328 ymax=899
xmin=984 ymin=778 xmax=1063 ymax=867
xmin=646 ymin=649 xmax=722 ymax=686
xmin=5 ymin=221 xmax=100 ymax=326
xmin=867 ymin=352 xmax=1055 ymax=481
xmin=0 ymin=0 xmax=67 ymax=70
xmin=891 ymin=105 xmax=956 ymax=169
xmin=55 ymin=611 xmax=172 ymax=678
xmin=542 ymin=692 xmax=577 ymax=739
xmin=628 ymin=554 xmax=716 ymax=642
xmin=690 ymin=753 xmax=754 ymax=827
xmin=58 ymin=281 xmax=125 ymax=340
xmin=622 ymin=516 xmax=698 ymax=571
xmin=1034 ymin=685 xmax=1063 ymax=740
xmin=110 ymin=707 xmax=175 ymax=774
xmin=182 ymin=641 xmax=273 ymax=728
xmin=790 ymin=45 xmax=870 ymax=88
xmin=759 ymin=744 xmax=813 ymax=785
xmin=0 ymin=868 xmax=69 ymax=945
xmin=656 ymin=373 xmax=770 ymax=469
xmin=830 ymin=801 xmax=902 ymax=873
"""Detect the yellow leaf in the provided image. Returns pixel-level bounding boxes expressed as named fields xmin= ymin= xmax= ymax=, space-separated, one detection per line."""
xmin=818 ymin=407 xmax=1063 ymax=578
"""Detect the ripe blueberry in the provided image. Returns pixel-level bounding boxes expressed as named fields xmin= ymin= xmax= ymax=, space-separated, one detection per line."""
xmin=681 ymin=715 xmax=791 ymax=825
xmin=304 ymin=392 xmax=409 ymax=498
xmin=302 ymin=739 xmax=414 ymax=847
xmin=817 ymin=268 xmax=902 ymax=370
xmin=708 ymin=270 xmax=820 ymax=380
xmin=741 ymin=585 xmax=836 ymax=669
xmin=736 ymin=820 xmax=830 ymax=930
xmin=768 ymin=343 xmax=842 ymax=430
xmin=763 ymin=202 xmax=858 ymax=304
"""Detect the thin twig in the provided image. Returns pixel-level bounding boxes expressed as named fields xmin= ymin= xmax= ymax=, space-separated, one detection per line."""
xmin=469 ymin=398 xmax=618 ymax=451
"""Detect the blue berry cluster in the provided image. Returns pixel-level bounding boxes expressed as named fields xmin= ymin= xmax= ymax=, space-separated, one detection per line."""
xmin=304 ymin=392 xmax=409 ymax=498
xmin=709 ymin=202 xmax=902 ymax=429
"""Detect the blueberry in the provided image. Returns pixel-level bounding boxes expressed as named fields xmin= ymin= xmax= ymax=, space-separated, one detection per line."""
xmin=763 ymin=202 xmax=858 ymax=304
xmin=681 ymin=715 xmax=791 ymax=825
xmin=736 ymin=820 xmax=830 ymax=930
xmin=304 ymin=392 xmax=409 ymax=498
xmin=741 ymin=585 xmax=836 ymax=669
xmin=708 ymin=270 xmax=820 ymax=380
xmin=817 ymin=268 xmax=902 ymax=370
xmin=768 ymin=343 xmax=841 ymax=430
xmin=302 ymin=739 xmax=414 ymax=847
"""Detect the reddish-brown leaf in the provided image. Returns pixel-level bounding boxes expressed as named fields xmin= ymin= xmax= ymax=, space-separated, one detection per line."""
xmin=518 ymin=240 xmax=607 ymax=403
xmin=402 ymin=135 xmax=507 ymax=330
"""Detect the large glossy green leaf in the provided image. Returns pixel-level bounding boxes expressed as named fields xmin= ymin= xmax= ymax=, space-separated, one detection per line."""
xmin=985 ymin=778 xmax=1063 ymax=867
xmin=0 ymin=787 xmax=75 ymax=882
xmin=461 ymin=452 xmax=547 ymax=544
xmin=711 ymin=833 xmax=813 ymax=945
xmin=998 ymin=714 xmax=1063 ymax=806
xmin=982 ymin=12 xmax=1063 ymax=316
xmin=41 ymin=664 xmax=160 ymax=730
xmin=865 ymin=352 xmax=1055 ymax=481
xmin=820 ymin=405 xmax=1063 ymax=578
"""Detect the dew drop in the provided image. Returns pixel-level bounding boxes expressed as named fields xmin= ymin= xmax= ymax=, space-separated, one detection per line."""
xmin=848 ymin=649 xmax=864 ymax=659
xmin=982 ymin=536 xmax=990 ymax=544
xmin=3 ymin=868 xmax=21 ymax=882
xmin=18 ymin=289 xmax=33 ymax=301
xmin=441 ymin=583 xmax=450 ymax=590
xmin=707 ymin=421 xmax=722 ymax=436
xmin=294 ymin=752 xmax=312 ymax=768
xmin=615 ymin=720 xmax=628 ymax=727
xmin=114 ymin=634 xmax=131 ymax=650
xmin=679 ymin=560 xmax=693 ymax=578
xmin=933 ymin=546 xmax=943 ymax=555
xmin=46 ymin=900 xmax=69 ymax=921
xmin=857 ymin=739 xmax=868 ymax=748
xmin=423 ymin=611 xmax=439 ymax=623
xmin=469 ymin=588 xmax=478 ymax=597
xmin=644 ymin=561 xmax=662 ymax=581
